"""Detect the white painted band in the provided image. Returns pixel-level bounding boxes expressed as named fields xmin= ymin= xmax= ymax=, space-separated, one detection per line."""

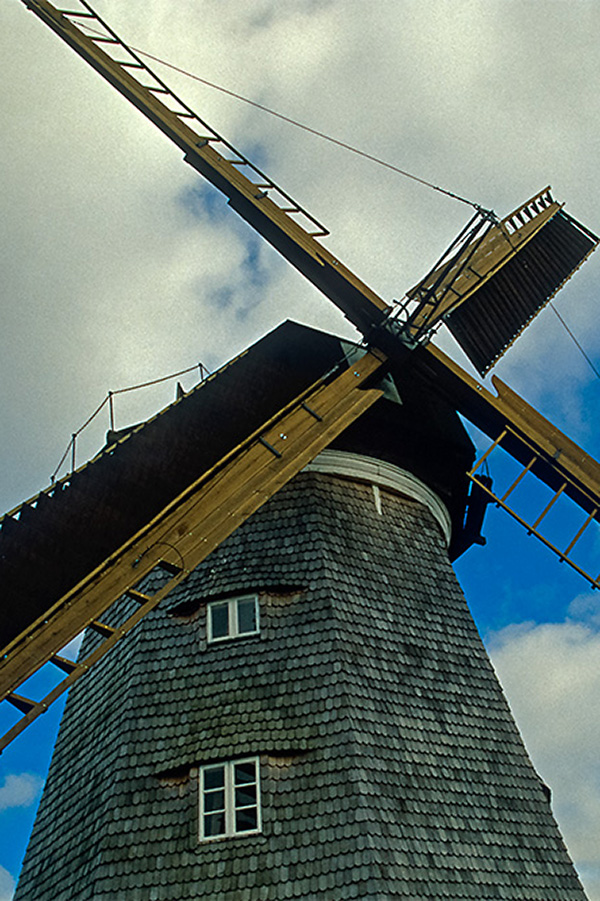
xmin=303 ymin=449 xmax=452 ymax=545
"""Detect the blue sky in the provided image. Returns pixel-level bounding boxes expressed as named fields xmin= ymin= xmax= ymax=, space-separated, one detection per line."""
xmin=2 ymin=0 xmax=600 ymax=898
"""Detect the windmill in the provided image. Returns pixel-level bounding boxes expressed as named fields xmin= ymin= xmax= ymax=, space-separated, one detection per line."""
xmin=2 ymin=1 xmax=600 ymax=898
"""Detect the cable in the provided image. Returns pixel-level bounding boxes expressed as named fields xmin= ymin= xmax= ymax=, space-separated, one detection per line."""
xmin=139 ymin=48 xmax=484 ymax=210
xmin=79 ymin=21 xmax=486 ymax=213
xmin=549 ymin=302 xmax=600 ymax=382
xmin=111 ymin=362 xmax=205 ymax=394
xmin=50 ymin=361 xmax=209 ymax=483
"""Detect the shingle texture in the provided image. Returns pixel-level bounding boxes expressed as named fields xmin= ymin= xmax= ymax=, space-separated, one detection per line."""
xmin=15 ymin=469 xmax=587 ymax=900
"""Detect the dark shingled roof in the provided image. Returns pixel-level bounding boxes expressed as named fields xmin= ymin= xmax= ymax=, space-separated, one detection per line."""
xmin=15 ymin=468 xmax=587 ymax=900
xmin=1 ymin=320 xmax=472 ymax=650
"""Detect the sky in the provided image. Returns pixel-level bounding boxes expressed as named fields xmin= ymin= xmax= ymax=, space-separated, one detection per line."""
xmin=1 ymin=0 xmax=600 ymax=897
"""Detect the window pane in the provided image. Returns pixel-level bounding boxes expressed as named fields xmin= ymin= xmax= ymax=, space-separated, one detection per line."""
xmin=235 ymin=806 xmax=258 ymax=832
xmin=204 ymin=766 xmax=225 ymax=790
xmin=235 ymin=784 xmax=256 ymax=808
xmin=201 ymin=759 xmax=259 ymax=841
xmin=234 ymin=761 xmax=256 ymax=784
xmin=204 ymin=790 xmax=225 ymax=812
xmin=237 ymin=598 xmax=257 ymax=634
xmin=204 ymin=812 xmax=226 ymax=837
xmin=209 ymin=603 xmax=229 ymax=640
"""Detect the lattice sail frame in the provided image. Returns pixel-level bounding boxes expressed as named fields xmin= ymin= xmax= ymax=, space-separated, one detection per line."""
xmin=398 ymin=189 xmax=598 ymax=374
xmin=469 ymin=426 xmax=600 ymax=590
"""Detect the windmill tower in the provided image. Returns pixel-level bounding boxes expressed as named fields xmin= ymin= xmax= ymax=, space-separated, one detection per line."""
xmin=11 ymin=322 xmax=590 ymax=899
xmin=2 ymin=1 xmax=600 ymax=898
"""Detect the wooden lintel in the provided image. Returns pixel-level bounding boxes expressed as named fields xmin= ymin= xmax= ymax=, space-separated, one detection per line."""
xmin=124 ymin=588 xmax=152 ymax=604
xmin=49 ymin=654 xmax=78 ymax=675
xmin=88 ymin=621 xmax=117 ymax=638
xmin=6 ymin=693 xmax=37 ymax=715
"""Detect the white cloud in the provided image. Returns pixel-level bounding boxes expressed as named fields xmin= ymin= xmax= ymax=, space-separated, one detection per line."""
xmin=0 ymin=773 xmax=43 ymax=812
xmin=0 ymin=867 xmax=15 ymax=901
xmin=3 ymin=1 xmax=597 ymax=666
xmin=489 ymin=599 xmax=600 ymax=900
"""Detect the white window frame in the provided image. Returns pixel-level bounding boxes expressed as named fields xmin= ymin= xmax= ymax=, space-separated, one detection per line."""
xmin=199 ymin=757 xmax=261 ymax=841
xmin=207 ymin=594 xmax=259 ymax=643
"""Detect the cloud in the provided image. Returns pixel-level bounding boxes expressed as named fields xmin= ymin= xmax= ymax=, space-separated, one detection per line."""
xmin=489 ymin=599 xmax=600 ymax=900
xmin=0 ymin=867 xmax=15 ymax=901
xmin=0 ymin=774 xmax=43 ymax=812
xmin=2 ymin=0 xmax=600 ymax=895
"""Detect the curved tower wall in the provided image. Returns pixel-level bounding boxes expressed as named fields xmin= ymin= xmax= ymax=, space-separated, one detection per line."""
xmin=15 ymin=454 xmax=587 ymax=900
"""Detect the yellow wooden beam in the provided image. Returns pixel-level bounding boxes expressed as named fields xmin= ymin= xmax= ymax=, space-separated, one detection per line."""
xmin=21 ymin=0 xmax=390 ymax=331
xmin=0 ymin=350 xmax=385 ymax=728
xmin=426 ymin=342 xmax=600 ymax=507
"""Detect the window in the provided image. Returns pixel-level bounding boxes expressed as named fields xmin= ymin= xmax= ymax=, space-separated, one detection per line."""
xmin=207 ymin=595 xmax=259 ymax=643
xmin=199 ymin=758 xmax=261 ymax=840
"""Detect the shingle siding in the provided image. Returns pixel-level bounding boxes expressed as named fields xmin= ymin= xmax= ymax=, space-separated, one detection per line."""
xmin=15 ymin=471 xmax=587 ymax=900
